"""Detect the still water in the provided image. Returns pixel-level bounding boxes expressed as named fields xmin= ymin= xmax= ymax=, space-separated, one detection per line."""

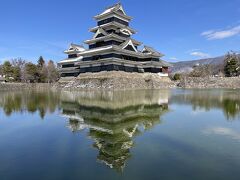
xmin=0 ymin=89 xmax=240 ymax=180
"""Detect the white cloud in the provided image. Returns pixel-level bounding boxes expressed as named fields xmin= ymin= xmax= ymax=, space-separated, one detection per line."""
xmin=201 ymin=25 xmax=240 ymax=40
xmin=190 ymin=51 xmax=211 ymax=58
xmin=201 ymin=30 xmax=214 ymax=36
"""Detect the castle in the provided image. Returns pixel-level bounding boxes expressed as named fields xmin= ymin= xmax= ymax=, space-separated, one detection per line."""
xmin=58 ymin=3 xmax=170 ymax=77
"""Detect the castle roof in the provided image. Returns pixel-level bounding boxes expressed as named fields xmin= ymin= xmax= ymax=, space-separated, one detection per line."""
xmin=78 ymin=45 xmax=165 ymax=59
xmin=100 ymin=3 xmax=126 ymax=16
xmin=85 ymin=33 xmax=142 ymax=46
xmin=58 ymin=56 xmax=83 ymax=64
xmin=94 ymin=3 xmax=132 ymax=21
xmin=120 ymin=39 xmax=138 ymax=52
xmin=89 ymin=22 xmax=137 ymax=34
xmin=64 ymin=43 xmax=86 ymax=54
xmin=142 ymin=46 xmax=164 ymax=57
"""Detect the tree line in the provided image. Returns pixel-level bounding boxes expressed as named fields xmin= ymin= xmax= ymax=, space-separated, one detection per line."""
xmin=172 ymin=51 xmax=240 ymax=80
xmin=0 ymin=56 xmax=59 ymax=83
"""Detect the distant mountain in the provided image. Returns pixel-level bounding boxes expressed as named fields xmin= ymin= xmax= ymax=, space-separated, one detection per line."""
xmin=170 ymin=56 xmax=227 ymax=74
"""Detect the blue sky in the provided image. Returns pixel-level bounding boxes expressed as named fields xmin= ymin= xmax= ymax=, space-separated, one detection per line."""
xmin=0 ymin=0 xmax=240 ymax=63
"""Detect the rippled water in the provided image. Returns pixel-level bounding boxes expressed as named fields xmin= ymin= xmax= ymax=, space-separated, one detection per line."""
xmin=0 ymin=89 xmax=240 ymax=180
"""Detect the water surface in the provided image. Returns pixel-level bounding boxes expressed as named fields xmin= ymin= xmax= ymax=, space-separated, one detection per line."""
xmin=0 ymin=89 xmax=240 ymax=180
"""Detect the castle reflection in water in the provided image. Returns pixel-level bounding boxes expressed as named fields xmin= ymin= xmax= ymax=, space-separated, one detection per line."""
xmin=0 ymin=89 xmax=240 ymax=171
xmin=60 ymin=90 xmax=169 ymax=171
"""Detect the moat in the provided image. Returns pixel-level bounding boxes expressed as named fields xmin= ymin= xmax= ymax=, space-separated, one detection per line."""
xmin=0 ymin=89 xmax=240 ymax=180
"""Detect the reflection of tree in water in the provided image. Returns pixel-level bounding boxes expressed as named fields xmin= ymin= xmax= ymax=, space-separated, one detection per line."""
xmin=0 ymin=90 xmax=60 ymax=118
xmin=62 ymin=90 xmax=169 ymax=171
xmin=222 ymin=99 xmax=240 ymax=120
xmin=171 ymin=90 xmax=240 ymax=120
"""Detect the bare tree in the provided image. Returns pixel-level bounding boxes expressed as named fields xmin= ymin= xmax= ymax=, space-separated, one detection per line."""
xmin=11 ymin=58 xmax=26 ymax=82
xmin=189 ymin=64 xmax=213 ymax=77
xmin=47 ymin=60 xmax=59 ymax=83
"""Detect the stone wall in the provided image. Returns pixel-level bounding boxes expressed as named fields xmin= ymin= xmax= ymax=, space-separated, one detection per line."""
xmin=57 ymin=71 xmax=176 ymax=90
xmin=0 ymin=83 xmax=53 ymax=91
xmin=2 ymin=76 xmax=240 ymax=91
xmin=179 ymin=77 xmax=240 ymax=89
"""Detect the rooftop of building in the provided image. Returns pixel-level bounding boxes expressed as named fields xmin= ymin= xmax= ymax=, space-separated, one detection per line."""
xmin=94 ymin=3 xmax=132 ymax=20
xmin=64 ymin=43 xmax=86 ymax=54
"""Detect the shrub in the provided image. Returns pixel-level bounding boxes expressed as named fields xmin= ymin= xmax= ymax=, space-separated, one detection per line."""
xmin=173 ymin=73 xmax=181 ymax=81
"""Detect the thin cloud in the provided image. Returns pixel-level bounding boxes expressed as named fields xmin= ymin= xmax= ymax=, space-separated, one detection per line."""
xmin=190 ymin=51 xmax=211 ymax=58
xmin=201 ymin=25 xmax=240 ymax=40
xmin=185 ymin=49 xmax=201 ymax=54
xmin=169 ymin=57 xmax=178 ymax=60
xmin=201 ymin=30 xmax=214 ymax=36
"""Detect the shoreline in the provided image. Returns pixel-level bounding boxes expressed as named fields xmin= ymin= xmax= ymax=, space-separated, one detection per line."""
xmin=0 ymin=83 xmax=53 ymax=91
xmin=1 ymin=72 xmax=240 ymax=91
xmin=178 ymin=76 xmax=240 ymax=89
xmin=0 ymin=82 xmax=240 ymax=91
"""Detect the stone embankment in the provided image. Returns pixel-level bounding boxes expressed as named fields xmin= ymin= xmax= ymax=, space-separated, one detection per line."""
xmin=0 ymin=83 xmax=53 ymax=91
xmin=178 ymin=77 xmax=240 ymax=89
xmin=2 ymin=75 xmax=239 ymax=91
xmin=57 ymin=71 xmax=176 ymax=90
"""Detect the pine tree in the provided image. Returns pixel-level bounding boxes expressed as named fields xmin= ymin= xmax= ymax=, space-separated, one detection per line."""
xmin=2 ymin=61 xmax=14 ymax=81
xmin=37 ymin=56 xmax=47 ymax=82
xmin=37 ymin=56 xmax=45 ymax=68
xmin=12 ymin=66 xmax=21 ymax=82
xmin=24 ymin=62 xmax=38 ymax=83
xmin=224 ymin=52 xmax=239 ymax=77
